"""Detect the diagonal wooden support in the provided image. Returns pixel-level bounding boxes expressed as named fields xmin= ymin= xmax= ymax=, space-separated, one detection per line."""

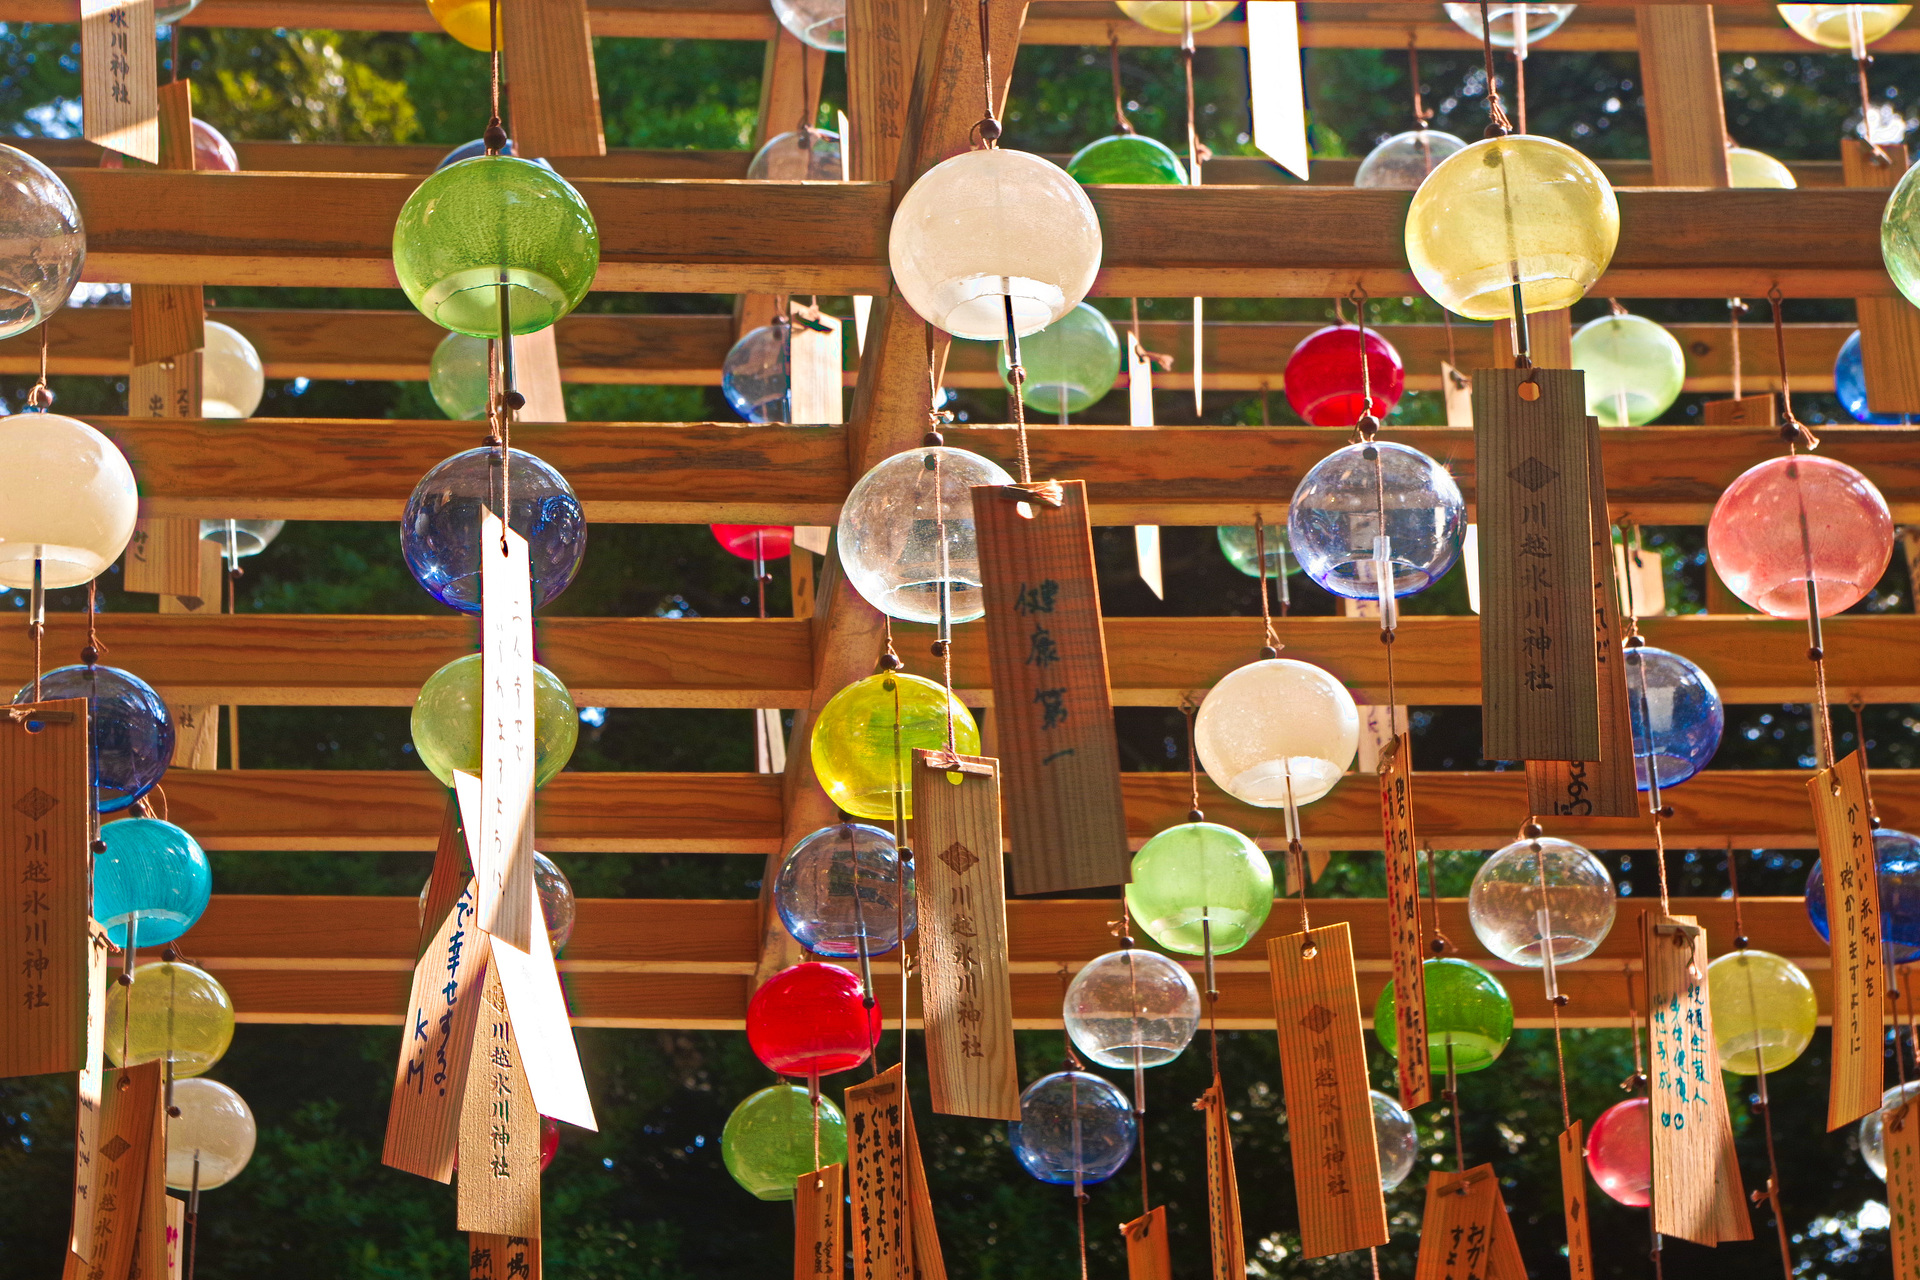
xmin=1635 ymin=5 xmax=1730 ymax=187
xmin=735 ymin=26 xmax=830 ymax=342
xmin=502 ymin=0 xmax=606 ymax=158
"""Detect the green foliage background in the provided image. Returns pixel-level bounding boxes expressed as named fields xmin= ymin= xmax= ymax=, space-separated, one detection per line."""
xmin=1 ymin=10 xmax=1919 ymax=1277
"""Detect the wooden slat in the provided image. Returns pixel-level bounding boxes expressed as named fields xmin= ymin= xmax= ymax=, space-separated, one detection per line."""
xmin=1843 ymin=140 xmax=1920 ymax=415
xmin=502 ymin=0 xmax=606 ymax=158
xmin=139 ymin=767 xmax=1920 ymax=853
xmin=1635 ymin=5 xmax=1731 ymax=187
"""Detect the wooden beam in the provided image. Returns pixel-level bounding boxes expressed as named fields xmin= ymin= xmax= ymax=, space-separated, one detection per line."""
xmin=145 ymin=767 xmax=1920 ymax=853
xmin=1843 ymin=140 xmax=1920 ymax=415
xmin=0 ymin=311 xmax=1851 ymax=392
xmin=91 ymin=419 xmax=1920 ymax=526
xmin=55 ymin=171 xmax=1900 ymax=298
xmin=17 ymin=614 xmax=1920 ymax=708
xmin=1635 ymin=5 xmax=1731 ymax=187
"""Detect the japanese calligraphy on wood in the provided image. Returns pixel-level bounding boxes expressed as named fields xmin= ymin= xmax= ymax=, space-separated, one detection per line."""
xmin=127 ymin=1095 xmax=169 ymax=1280
xmin=789 ymin=303 xmax=845 ymax=426
xmin=1195 ymin=1078 xmax=1246 ymax=1280
xmin=68 ymin=1062 xmax=162 ymax=1280
xmin=845 ymin=1069 xmax=908 ymax=1280
xmin=1812 ymin=750 xmax=1886 ymax=1129
xmin=500 ymin=0 xmax=605 ymax=158
xmin=458 ymin=964 xmax=540 ymax=1236
xmin=1122 ymin=1206 xmax=1171 ymax=1280
xmin=1528 ymin=416 xmax=1637 ymax=818
xmin=1 ymin=698 xmax=90 ymax=1079
xmin=971 ymin=478 xmax=1128 ymax=895
xmin=1559 ymin=1123 xmax=1594 ymax=1280
xmin=1377 ymin=734 xmax=1429 ymax=1108
xmin=1471 ymin=367 xmax=1601 ymax=762
xmin=80 ymin=0 xmax=157 ymax=163
xmin=469 ymin=1234 xmax=540 ymax=1280
xmin=1644 ymin=912 xmax=1746 ymax=1245
xmin=383 ymin=884 xmax=490 ymax=1183
xmin=1888 ymin=1098 xmax=1920 ymax=1280
xmin=909 ymin=750 xmax=1018 ymax=1120
xmin=1413 ymin=1166 xmax=1500 ymax=1280
xmin=479 ymin=510 xmax=537 ymax=954
xmin=127 ymin=352 xmax=203 ymax=427
xmin=490 ymin=901 xmax=596 ymax=1131
xmin=795 ymin=1162 xmax=845 ymax=1280
xmin=164 ymin=1195 xmax=183 ymax=1280
xmin=1266 ymin=923 xmax=1388 ymax=1257
xmin=122 ymin=518 xmax=202 ymax=599
xmin=71 ymin=925 xmax=110 ymax=1256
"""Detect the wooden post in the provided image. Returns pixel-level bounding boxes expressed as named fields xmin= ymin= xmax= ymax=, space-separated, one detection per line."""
xmin=1843 ymin=140 xmax=1920 ymax=414
xmin=1635 ymin=6 xmax=1731 ymax=187
xmin=501 ymin=0 xmax=605 ymax=158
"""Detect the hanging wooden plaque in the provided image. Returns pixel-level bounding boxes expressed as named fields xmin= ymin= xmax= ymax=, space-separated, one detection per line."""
xmin=501 ymin=0 xmax=606 ymax=158
xmin=71 ymin=925 xmax=111 ymax=1256
xmin=81 ymin=0 xmax=157 ymax=163
xmin=1844 ymin=140 xmax=1920 ymax=415
xmin=1412 ymin=1166 xmax=1500 ymax=1280
xmin=1195 ymin=1077 xmax=1247 ymax=1279
xmin=383 ymin=884 xmax=491 ymax=1182
xmin=909 ymin=750 xmax=1018 ymax=1120
xmin=845 ymin=1068 xmax=908 ymax=1280
xmin=1700 ymin=394 xmax=1777 ymax=427
xmin=490 ymin=900 xmax=596 ymax=1131
xmin=790 ymin=303 xmax=845 ymax=426
xmin=127 ymin=350 xmax=203 ymax=427
xmin=1266 ymin=923 xmax=1388 ymax=1257
xmin=67 ymin=1063 xmax=163 ymax=1280
xmin=123 ymin=517 xmax=202 ymax=599
xmin=902 ymin=1102 xmax=945 ymax=1280
xmin=469 ymin=1235 xmax=541 ymax=1280
xmin=795 ymin=1163 xmax=846 ymax=1280
xmin=1487 ymin=1199 xmax=1528 ymax=1280
xmin=420 ymin=791 xmax=473 ymax=955
xmin=1811 ymin=750 xmax=1886 ymax=1129
xmin=1472 ymin=367 xmax=1601 ymax=763
xmin=158 ymin=541 xmax=222 ymax=770
xmin=509 ymin=328 xmax=568 ymax=425
xmin=1 ymin=698 xmax=90 ymax=1079
xmin=1558 ymin=1123 xmax=1594 ymax=1280
xmin=1612 ymin=542 xmax=1667 ymax=620
xmin=1121 ymin=1207 xmax=1171 ymax=1280
xmin=971 ymin=478 xmax=1128 ymax=895
xmin=1888 ymin=1098 xmax=1920 ymax=1280
xmin=1528 ymin=416 xmax=1637 ymax=818
xmin=1441 ymin=363 xmax=1473 ymax=427
xmin=127 ymin=1098 xmax=169 ymax=1280
xmin=1644 ymin=911 xmax=1746 ymax=1244
xmin=1377 ymin=735 xmax=1430 ymax=1108
xmin=479 ymin=510 xmax=537 ymax=954
xmin=164 ymin=1196 xmax=183 ymax=1280
xmin=458 ymin=965 xmax=541 ymax=1236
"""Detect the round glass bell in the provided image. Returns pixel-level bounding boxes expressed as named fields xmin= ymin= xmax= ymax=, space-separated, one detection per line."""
xmin=1585 ymin=1097 xmax=1651 ymax=1206
xmin=997 ymin=302 xmax=1122 ymax=415
xmin=1706 ymin=948 xmax=1816 ymax=1074
xmin=1861 ymin=1081 xmax=1920 ymax=1180
xmin=428 ymin=331 xmax=490 ymax=420
xmin=1283 ymin=325 xmax=1406 ymax=425
xmin=200 ymin=519 xmax=287 ymax=560
xmin=1624 ymin=644 xmax=1723 ymax=789
xmin=16 ymin=665 xmax=172 ymax=813
xmin=1374 ymin=957 xmax=1513 ymax=1073
xmin=1009 ymin=1071 xmax=1138 ymax=1185
xmin=1779 ymin=3 xmax=1911 ymax=48
xmin=1883 ymin=152 xmax=1920 ymax=310
xmin=392 ymin=156 xmax=599 ymax=338
xmin=1115 ymin=1 xmax=1237 ymax=33
xmin=95 ymin=818 xmax=210 ymax=948
xmin=889 ymin=148 xmax=1103 ymax=341
xmin=0 ymin=144 xmax=85 ymax=341
xmin=746 ymin=961 xmax=881 ymax=1078
xmin=1065 ymin=133 xmax=1188 ymax=186
xmin=1467 ymin=836 xmax=1616 ymax=967
xmin=1706 ymin=454 xmax=1892 ymax=618
xmin=722 ymin=1084 xmax=848 ymax=1201
xmin=1371 ymin=1089 xmax=1419 ymax=1191
xmin=1216 ymin=524 xmax=1298 ymax=579
xmin=722 ymin=321 xmax=791 ymax=423
xmin=1063 ymin=948 xmax=1201 ymax=1069
xmin=1287 ymin=441 xmax=1465 ymax=599
xmin=410 ymin=652 xmax=579 ymax=789
xmin=1406 ymin=135 xmax=1619 ymax=321
xmin=776 ymin=822 xmax=917 ymax=957
xmin=772 ymin=0 xmax=846 ymax=49
xmin=201 ymin=320 xmax=264 ymax=418
xmin=166 ymin=1078 xmax=256 ymax=1191
xmin=155 ymin=0 xmax=202 ymax=25
xmin=836 ymin=446 xmax=1014 ymax=625
xmin=1835 ymin=329 xmax=1919 ymax=424
xmin=104 ymin=961 xmax=233 ymax=1078
xmin=1124 ymin=821 xmax=1274 ymax=956
xmin=1194 ymin=658 xmax=1359 ymax=808
xmin=748 ymin=128 xmax=843 ymax=180
xmin=0 ymin=413 xmax=138 ymax=589
xmin=400 ymin=446 xmax=587 ymax=613
xmin=808 ymin=672 xmax=980 ymax=821
xmin=1806 ymin=828 xmax=1920 ymax=962
xmin=426 ymin=0 xmax=494 ymax=48
xmin=1728 ymin=145 xmax=1797 ymax=189
xmin=1570 ymin=313 xmax=1685 ymax=426
xmin=711 ymin=524 xmax=795 ymax=560
xmin=1353 ymin=129 xmax=1469 ymax=190
xmin=99 ymin=118 xmax=237 ymax=173
xmin=1443 ymin=2 xmax=1578 ymax=46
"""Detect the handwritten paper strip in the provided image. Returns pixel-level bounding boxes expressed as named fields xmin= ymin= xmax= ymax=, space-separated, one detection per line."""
xmin=383 ymin=885 xmax=491 ymax=1182
xmin=1378 ymin=734 xmax=1429 ymax=1108
xmin=490 ymin=897 xmax=595 ymax=1131
xmin=1413 ymin=1166 xmax=1499 ymax=1280
xmin=795 ymin=1162 xmax=845 ymax=1280
xmin=1811 ymin=750 xmax=1886 ymax=1129
xmin=1196 ymin=1077 xmax=1246 ymax=1280
xmin=1122 ymin=1206 xmax=1172 ymax=1280
xmin=81 ymin=0 xmax=157 ymax=162
xmin=458 ymin=965 xmax=541 ymax=1236
xmin=845 ymin=1067 xmax=908 ymax=1280
xmin=1558 ymin=1123 xmax=1594 ymax=1280
xmin=1266 ymin=923 xmax=1388 ymax=1257
xmin=479 ymin=510 xmax=537 ymax=953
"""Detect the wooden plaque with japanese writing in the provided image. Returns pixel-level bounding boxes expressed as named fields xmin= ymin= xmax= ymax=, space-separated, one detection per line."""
xmin=469 ymin=1234 xmax=541 ymax=1280
xmin=789 ymin=303 xmax=845 ymax=426
xmin=421 ymin=791 xmax=473 ymax=956
xmin=795 ymin=1163 xmax=845 ymax=1280
xmin=902 ymin=1101 xmax=946 ymax=1280
xmin=383 ymin=884 xmax=491 ymax=1182
xmin=80 ymin=0 xmax=157 ymax=162
xmin=458 ymin=964 xmax=540 ymax=1236
xmin=164 ymin=1195 xmax=183 ymax=1280
xmin=845 ymin=1068 xmax=908 ymax=1280
xmin=1643 ymin=912 xmax=1741 ymax=1245
xmin=971 ymin=478 xmax=1129 ymax=895
xmin=909 ymin=750 xmax=1019 ymax=1120
xmin=122 ymin=518 xmax=202 ymax=598
xmin=479 ymin=511 xmax=537 ymax=954
xmin=1558 ymin=1123 xmax=1594 ymax=1280
xmin=1196 ymin=1077 xmax=1246 ymax=1279
xmin=127 ymin=1096 xmax=169 ymax=1280
xmin=1377 ymin=734 xmax=1429 ymax=1108
xmin=1412 ymin=1166 xmax=1500 ymax=1280
xmin=67 ymin=1063 xmax=162 ymax=1280
xmin=131 ymin=82 xmax=204 ymax=366
xmin=1812 ymin=750 xmax=1886 ymax=1129
xmin=71 ymin=925 xmax=110 ymax=1256
xmin=501 ymin=0 xmax=606 ymax=158
xmin=1122 ymin=1207 xmax=1172 ymax=1280
xmin=1888 ymin=1099 xmax=1920 ymax=1280
xmin=128 ymin=350 xmax=203 ymax=424
xmin=1471 ymin=367 xmax=1601 ymax=763
xmin=1 ymin=698 xmax=90 ymax=1079
xmin=1528 ymin=416 xmax=1637 ymax=817
xmin=1266 ymin=924 xmax=1388 ymax=1257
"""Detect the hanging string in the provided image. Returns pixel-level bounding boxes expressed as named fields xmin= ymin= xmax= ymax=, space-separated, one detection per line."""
xmin=1623 ymin=956 xmax=1662 ymax=1280
xmin=1107 ymin=29 xmax=1136 ymax=134
xmin=1775 ymin=285 xmax=1839 ymax=777
xmin=1474 ymin=0 xmax=1515 ymax=137
xmin=1252 ymin=516 xmax=1280 ymax=657
xmin=1728 ymin=297 xmax=1747 ymax=402
xmin=1406 ymin=36 xmax=1433 ymax=129
xmin=796 ymin=42 xmax=820 ymax=138
xmin=27 ymin=317 xmax=55 ymax=693
xmin=1728 ymin=849 xmax=1795 ymax=1279
xmin=1181 ymin=4 xmax=1208 ymax=182
xmin=485 ymin=0 xmax=504 ymax=151
xmin=1531 ymin=826 xmax=1572 ymax=1130
xmin=1850 ymin=697 xmax=1880 ymax=826
xmin=1854 ymin=19 xmax=1890 ymax=167
xmin=1768 ymin=286 xmax=1818 ymax=451
xmin=1443 ymin=1039 xmax=1465 ymax=1171
xmin=973 ymin=0 xmax=1001 ymax=146
xmin=1422 ymin=840 xmax=1453 ymax=956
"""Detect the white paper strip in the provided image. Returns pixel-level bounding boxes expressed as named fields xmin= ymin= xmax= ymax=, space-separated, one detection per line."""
xmin=1246 ymin=1 xmax=1308 ymax=181
xmin=491 ymin=898 xmax=597 ymax=1131
xmin=478 ymin=509 xmax=538 ymax=954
